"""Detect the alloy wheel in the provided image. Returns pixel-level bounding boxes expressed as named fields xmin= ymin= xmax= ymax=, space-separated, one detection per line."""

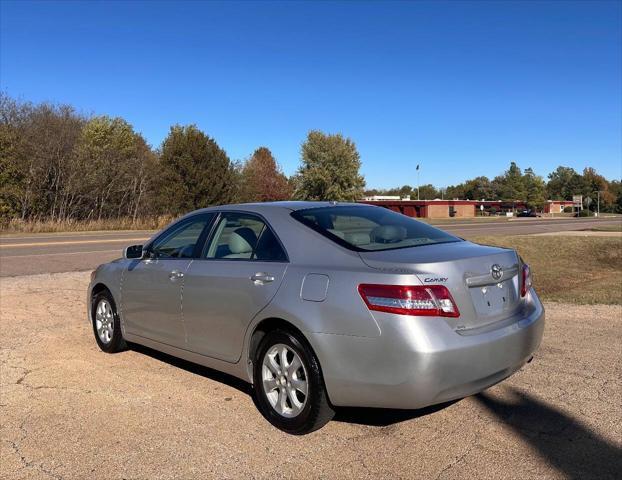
xmin=261 ymin=343 xmax=308 ymax=418
xmin=95 ymin=299 xmax=114 ymax=344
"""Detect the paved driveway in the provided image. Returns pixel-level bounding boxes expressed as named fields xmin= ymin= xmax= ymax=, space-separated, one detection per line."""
xmin=1 ymin=272 xmax=620 ymax=479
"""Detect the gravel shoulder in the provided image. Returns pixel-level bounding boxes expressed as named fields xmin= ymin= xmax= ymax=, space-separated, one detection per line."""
xmin=1 ymin=272 xmax=621 ymax=479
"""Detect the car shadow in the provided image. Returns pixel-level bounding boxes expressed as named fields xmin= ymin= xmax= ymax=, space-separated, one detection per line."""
xmin=475 ymin=387 xmax=622 ymax=479
xmin=128 ymin=342 xmax=454 ymax=427
xmin=128 ymin=343 xmax=252 ymax=396
xmin=333 ymin=401 xmax=457 ymax=427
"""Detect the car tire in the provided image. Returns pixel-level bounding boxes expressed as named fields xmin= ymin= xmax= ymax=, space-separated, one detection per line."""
xmin=91 ymin=290 xmax=127 ymax=353
xmin=253 ymin=329 xmax=334 ymax=434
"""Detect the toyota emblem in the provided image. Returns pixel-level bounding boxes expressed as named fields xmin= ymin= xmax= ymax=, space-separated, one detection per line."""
xmin=491 ymin=264 xmax=503 ymax=281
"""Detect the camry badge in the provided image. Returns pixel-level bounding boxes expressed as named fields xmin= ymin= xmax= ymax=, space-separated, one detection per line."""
xmin=491 ymin=264 xmax=503 ymax=281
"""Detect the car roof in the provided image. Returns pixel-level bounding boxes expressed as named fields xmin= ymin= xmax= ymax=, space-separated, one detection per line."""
xmin=191 ymin=201 xmax=368 ymax=214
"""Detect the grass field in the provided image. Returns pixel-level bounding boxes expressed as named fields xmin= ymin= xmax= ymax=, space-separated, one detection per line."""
xmin=1 ymin=216 xmax=172 ymax=234
xmin=466 ymin=234 xmax=622 ymax=305
xmin=580 ymin=224 xmax=622 ymax=232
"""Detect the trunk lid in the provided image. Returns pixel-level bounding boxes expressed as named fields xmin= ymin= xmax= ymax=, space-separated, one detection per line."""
xmin=358 ymin=240 xmax=523 ymax=331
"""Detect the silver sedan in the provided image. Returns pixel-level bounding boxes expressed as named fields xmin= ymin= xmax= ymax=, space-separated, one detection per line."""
xmin=88 ymin=202 xmax=544 ymax=434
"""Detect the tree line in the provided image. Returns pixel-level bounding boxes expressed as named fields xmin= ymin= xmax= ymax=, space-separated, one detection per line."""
xmin=366 ymin=162 xmax=621 ymax=213
xmin=0 ymin=94 xmax=363 ymax=225
xmin=1 ymin=93 xmax=620 ymax=227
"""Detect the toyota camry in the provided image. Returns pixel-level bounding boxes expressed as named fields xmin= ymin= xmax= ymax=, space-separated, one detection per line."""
xmin=88 ymin=202 xmax=544 ymax=434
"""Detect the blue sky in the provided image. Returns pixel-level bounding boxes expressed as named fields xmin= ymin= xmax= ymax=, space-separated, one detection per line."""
xmin=1 ymin=0 xmax=620 ymax=188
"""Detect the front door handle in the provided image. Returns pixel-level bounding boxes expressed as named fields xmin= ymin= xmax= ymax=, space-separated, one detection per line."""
xmin=250 ymin=273 xmax=275 ymax=284
xmin=168 ymin=270 xmax=184 ymax=281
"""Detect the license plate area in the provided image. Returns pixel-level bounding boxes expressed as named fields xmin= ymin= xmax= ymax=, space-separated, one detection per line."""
xmin=469 ymin=278 xmax=519 ymax=317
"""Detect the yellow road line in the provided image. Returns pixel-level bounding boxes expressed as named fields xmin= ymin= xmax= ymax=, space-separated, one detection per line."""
xmin=0 ymin=238 xmax=148 ymax=248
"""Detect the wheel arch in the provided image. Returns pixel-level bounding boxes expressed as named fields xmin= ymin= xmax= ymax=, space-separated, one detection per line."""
xmin=247 ymin=317 xmax=322 ymax=384
xmin=91 ymin=282 xmax=111 ymax=298
xmin=89 ymin=282 xmax=119 ymax=323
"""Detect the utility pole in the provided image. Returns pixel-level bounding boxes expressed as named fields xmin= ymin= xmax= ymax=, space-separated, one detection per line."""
xmin=596 ymin=190 xmax=602 ymax=217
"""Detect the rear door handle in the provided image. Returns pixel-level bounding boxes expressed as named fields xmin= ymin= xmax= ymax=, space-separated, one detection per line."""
xmin=168 ymin=270 xmax=184 ymax=281
xmin=250 ymin=273 xmax=275 ymax=284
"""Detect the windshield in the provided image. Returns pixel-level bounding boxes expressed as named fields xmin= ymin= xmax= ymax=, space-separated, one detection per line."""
xmin=291 ymin=205 xmax=462 ymax=252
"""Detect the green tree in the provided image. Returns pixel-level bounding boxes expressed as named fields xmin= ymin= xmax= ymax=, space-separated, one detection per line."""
xmin=445 ymin=176 xmax=493 ymax=200
xmin=74 ymin=116 xmax=140 ymax=220
xmin=239 ymin=147 xmax=292 ymax=202
xmin=492 ymin=162 xmax=527 ymax=201
xmin=295 ymin=130 xmax=365 ymax=201
xmin=546 ymin=166 xmax=589 ymax=200
xmin=522 ymin=167 xmax=546 ymax=209
xmin=582 ymin=167 xmax=616 ymax=211
xmin=0 ymin=94 xmax=87 ymax=222
xmin=385 ymin=185 xmax=414 ymax=198
xmin=463 ymin=176 xmax=493 ymax=200
xmin=158 ymin=125 xmax=237 ymax=214
xmin=616 ymin=187 xmax=622 ymax=214
xmin=418 ymin=184 xmax=440 ymax=200
xmin=444 ymin=183 xmax=466 ymax=199
xmin=0 ymin=95 xmax=28 ymax=220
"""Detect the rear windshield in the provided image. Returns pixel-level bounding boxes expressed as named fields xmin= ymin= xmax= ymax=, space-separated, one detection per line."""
xmin=291 ymin=205 xmax=462 ymax=252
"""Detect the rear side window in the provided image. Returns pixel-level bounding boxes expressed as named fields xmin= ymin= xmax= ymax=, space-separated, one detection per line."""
xmin=205 ymin=212 xmax=287 ymax=261
xmin=291 ymin=205 xmax=461 ymax=252
xmin=254 ymin=227 xmax=287 ymax=261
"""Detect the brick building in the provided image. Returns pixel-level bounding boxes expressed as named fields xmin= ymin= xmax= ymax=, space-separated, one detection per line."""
xmin=359 ymin=199 xmax=529 ymax=219
xmin=543 ymin=200 xmax=575 ymax=214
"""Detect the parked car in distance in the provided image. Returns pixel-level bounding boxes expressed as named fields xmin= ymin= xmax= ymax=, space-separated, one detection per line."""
xmin=88 ymin=202 xmax=544 ymax=434
xmin=517 ymin=209 xmax=541 ymax=217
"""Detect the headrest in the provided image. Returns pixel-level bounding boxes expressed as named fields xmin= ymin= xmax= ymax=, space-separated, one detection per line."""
xmin=370 ymin=225 xmax=407 ymax=243
xmin=327 ymin=228 xmax=346 ymax=239
xmin=178 ymin=244 xmax=195 ymax=258
xmin=229 ymin=227 xmax=257 ymax=254
xmin=345 ymin=232 xmax=371 ymax=246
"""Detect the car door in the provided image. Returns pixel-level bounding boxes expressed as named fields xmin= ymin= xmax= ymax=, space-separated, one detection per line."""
xmin=183 ymin=212 xmax=288 ymax=362
xmin=121 ymin=213 xmax=214 ymax=347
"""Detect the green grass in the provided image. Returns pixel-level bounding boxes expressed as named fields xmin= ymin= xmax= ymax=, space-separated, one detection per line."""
xmin=466 ymin=235 xmax=622 ymax=305
xmin=579 ymin=224 xmax=622 ymax=232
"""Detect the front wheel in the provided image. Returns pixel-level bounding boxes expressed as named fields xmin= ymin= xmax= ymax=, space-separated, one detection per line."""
xmin=253 ymin=329 xmax=334 ymax=434
xmin=91 ymin=290 xmax=126 ymax=353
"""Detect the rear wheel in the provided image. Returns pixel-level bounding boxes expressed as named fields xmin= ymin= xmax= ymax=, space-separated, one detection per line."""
xmin=91 ymin=290 xmax=126 ymax=353
xmin=253 ymin=329 xmax=334 ymax=434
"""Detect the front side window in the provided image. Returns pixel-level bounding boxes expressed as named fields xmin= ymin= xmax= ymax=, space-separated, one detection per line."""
xmin=205 ymin=213 xmax=287 ymax=261
xmin=150 ymin=215 xmax=212 ymax=259
xmin=291 ymin=205 xmax=461 ymax=252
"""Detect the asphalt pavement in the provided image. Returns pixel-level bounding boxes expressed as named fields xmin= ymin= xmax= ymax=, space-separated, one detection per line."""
xmin=1 ymin=217 xmax=620 ymax=277
xmin=0 ymin=230 xmax=154 ymax=276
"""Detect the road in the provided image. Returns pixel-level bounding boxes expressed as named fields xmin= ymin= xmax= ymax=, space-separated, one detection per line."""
xmin=0 ymin=230 xmax=154 ymax=277
xmin=1 ymin=272 xmax=620 ymax=479
xmin=1 ymin=217 xmax=620 ymax=276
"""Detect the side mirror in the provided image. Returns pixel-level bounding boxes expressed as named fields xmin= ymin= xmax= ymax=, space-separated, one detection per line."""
xmin=124 ymin=244 xmax=144 ymax=259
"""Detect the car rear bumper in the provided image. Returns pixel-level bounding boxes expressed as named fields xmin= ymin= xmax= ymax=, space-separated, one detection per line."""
xmin=306 ymin=290 xmax=545 ymax=409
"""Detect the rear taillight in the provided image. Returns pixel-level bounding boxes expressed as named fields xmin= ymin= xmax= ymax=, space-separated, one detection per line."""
xmin=358 ymin=284 xmax=460 ymax=317
xmin=521 ymin=263 xmax=532 ymax=297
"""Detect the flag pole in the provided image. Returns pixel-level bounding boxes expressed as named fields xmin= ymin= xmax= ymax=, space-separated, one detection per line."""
xmin=416 ymin=164 xmax=420 ymax=200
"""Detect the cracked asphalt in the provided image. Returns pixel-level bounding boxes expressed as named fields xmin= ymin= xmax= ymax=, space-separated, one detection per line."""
xmin=1 ymin=271 xmax=621 ymax=479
